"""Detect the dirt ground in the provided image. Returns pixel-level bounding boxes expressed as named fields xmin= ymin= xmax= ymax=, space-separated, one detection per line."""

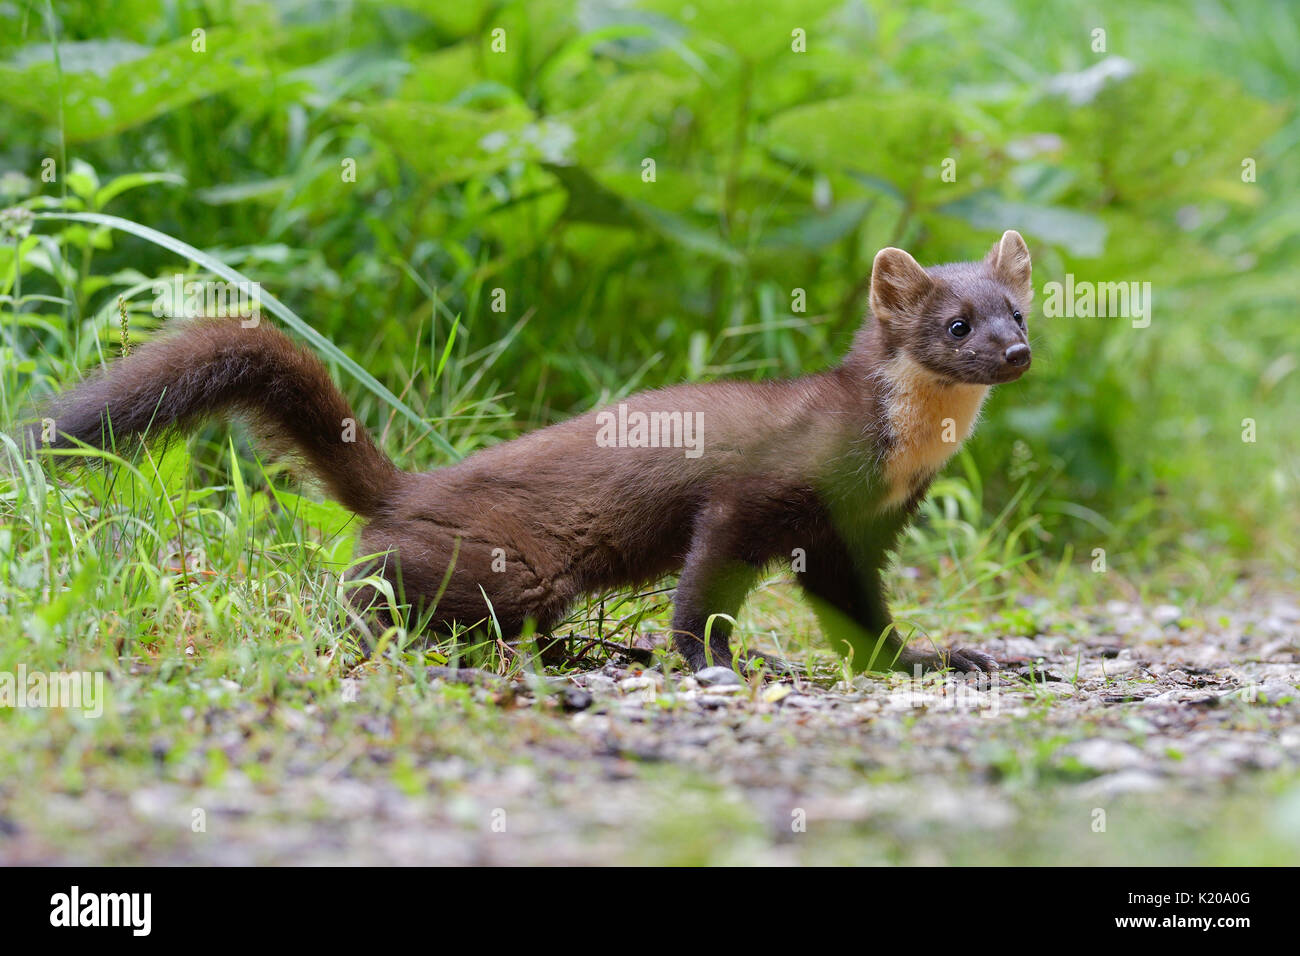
xmin=2 ymin=595 xmax=1298 ymax=865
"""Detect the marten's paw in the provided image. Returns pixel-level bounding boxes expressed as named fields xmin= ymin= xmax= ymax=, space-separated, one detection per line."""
xmin=946 ymin=647 xmax=1000 ymax=674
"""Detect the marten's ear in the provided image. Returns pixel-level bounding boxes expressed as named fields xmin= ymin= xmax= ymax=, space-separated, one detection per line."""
xmin=869 ymin=247 xmax=934 ymax=323
xmin=986 ymin=230 xmax=1033 ymax=303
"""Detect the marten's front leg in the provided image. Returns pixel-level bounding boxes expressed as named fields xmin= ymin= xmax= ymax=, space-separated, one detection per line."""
xmin=670 ymin=502 xmax=764 ymax=673
xmin=799 ymin=534 xmax=997 ymax=675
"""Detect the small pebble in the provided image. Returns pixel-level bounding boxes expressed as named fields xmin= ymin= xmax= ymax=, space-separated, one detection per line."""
xmin=696 ymin=666 xmax=742 ymax=687
xmin=561 ymin=687 xmax=594 ymax=712
xmin=1152 ymin=604 xmax=1182 ymax=626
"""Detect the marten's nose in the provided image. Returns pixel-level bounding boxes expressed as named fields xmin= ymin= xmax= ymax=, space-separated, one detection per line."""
xmin=1004 ymin=343 xmax=1031 ymax=368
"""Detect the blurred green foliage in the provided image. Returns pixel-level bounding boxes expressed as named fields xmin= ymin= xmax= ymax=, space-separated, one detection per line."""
xmin=1 ymin=0 xmax=1296 ymax=572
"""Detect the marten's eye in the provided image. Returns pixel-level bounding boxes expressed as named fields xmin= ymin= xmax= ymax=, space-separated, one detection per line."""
xmin=948 ymin=319 xmax=971 ymax=338
xmin=1013 ymin=310 xmax=1024 ymax=326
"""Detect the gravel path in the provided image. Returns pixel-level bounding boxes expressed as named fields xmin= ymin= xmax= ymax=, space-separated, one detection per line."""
xmin=2 ymin=596 xmax=1298 ymax=864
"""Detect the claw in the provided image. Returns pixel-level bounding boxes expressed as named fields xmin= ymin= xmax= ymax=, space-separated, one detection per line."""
xmin=947 ymin=647 xmax=1000 ymax=674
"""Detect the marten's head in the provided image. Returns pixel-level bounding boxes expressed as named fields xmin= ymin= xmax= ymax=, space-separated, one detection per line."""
xmin=868 ymin=230 xmax=1033 ymax=386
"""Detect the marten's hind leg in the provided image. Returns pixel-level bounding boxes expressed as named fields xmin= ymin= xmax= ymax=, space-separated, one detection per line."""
xmin=348 ymin=522 xmax=575 ymax=658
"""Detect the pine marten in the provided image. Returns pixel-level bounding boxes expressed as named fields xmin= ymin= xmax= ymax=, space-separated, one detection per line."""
xmin=28 ymin=231 xmax=1033 ymax=678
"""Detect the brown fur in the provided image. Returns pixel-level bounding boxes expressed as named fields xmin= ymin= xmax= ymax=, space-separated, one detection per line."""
xmin=28 ymin=233 xmax=1034 ymax=675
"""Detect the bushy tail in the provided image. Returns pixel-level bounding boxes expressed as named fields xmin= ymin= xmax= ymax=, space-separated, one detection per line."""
xmin=29 ymin=318 xmax=404 ymax=518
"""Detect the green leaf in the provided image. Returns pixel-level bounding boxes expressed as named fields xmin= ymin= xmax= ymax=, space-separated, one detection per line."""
xmin=632 ymin=202 xmax=743 ymax=265
xmin=639 ymin=0 xmax=843 ymax=60
xmin=228 ymin=437 xmax=253 ymax=553
xmin=94 ymin=172 xmax=185 ymax=210
xmin=436 ymin=316 xmax=460 ymax=380
xmin=149 ymin=441 xmax=191 ymax=500
xmin=767 ymin=94 xmax=998 ymax=207
xmin=353 ymin=100 xmax=547 ymax=188
xmin=546 ymin=165 xmax=741 ymax=264
xmin=756 ymin=200 xmax=871 ymax=250
xmin=938 ymin=193 xmax=1109 ymax=257
xmin=194 ymin=178 xmax=292 ymax=206
xmin=0 ymin=32 xmax=286 ymax=142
